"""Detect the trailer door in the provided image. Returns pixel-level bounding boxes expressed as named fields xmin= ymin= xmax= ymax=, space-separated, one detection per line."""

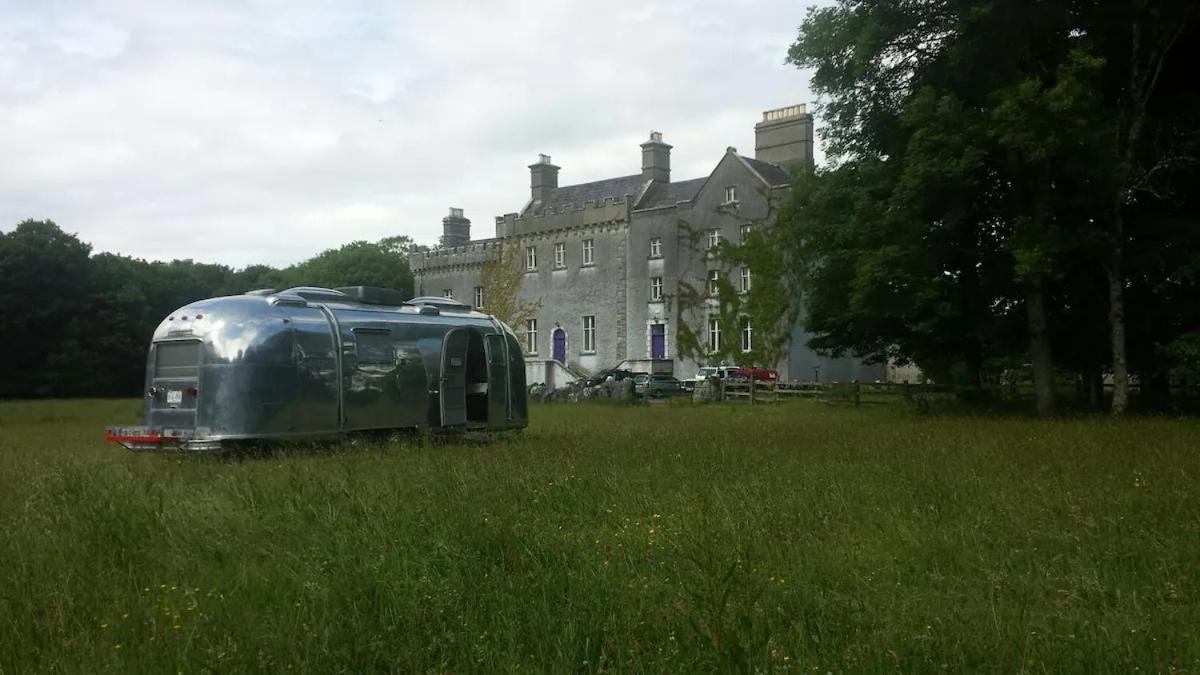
xmin=484 ymin=333 xmax=510 ymax=425
xmin=440 ymin=328 xmax=469 ymax=426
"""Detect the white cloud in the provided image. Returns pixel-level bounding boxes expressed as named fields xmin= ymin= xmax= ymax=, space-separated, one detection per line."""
xmin=0 ymin=0 xmax=820 ymax=268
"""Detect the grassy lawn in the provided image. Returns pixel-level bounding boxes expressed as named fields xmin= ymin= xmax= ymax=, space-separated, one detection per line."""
xmin=0 ymin=399 xmax=1197 ymax=672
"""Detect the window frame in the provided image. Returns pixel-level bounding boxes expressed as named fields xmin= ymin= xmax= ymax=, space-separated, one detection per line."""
xmin=524 ymin=318 xmax=538 ymax=354
xmin=650 ymin=276 xmax=663 ymax=302
xmin=708 ymin=317 xmax=722 ymax=353
xmin=553 ymin=242 xmax=566 ymax=269
xmin=723 ymin=185 xmax=737 ymax=204
xmin=582 ymin=239 xmax=595 ymax=266
xmin=649 ymin=237 xmax=662 ymax=259
xmin=707 ymin=269 xmax=721 ymax=296
xmin=525 ymin=246 xmax=537 ymax=272
xmin=442 ymin=288 xmax=454 ymax=299
xmin=740 ymin=266 xmax=751 ymax=293
xmin=708 ymin=229 xmax=721 ymax=250
xmin=473 ymin=286 xmax=484 ymax=309
xmin=582 ymin=315 xmax=596 ymax=352
xmin=740 ymin=317 xmax=753 ymax=352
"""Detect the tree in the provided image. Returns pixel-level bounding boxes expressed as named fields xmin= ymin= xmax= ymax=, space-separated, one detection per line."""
xmin=279 ymin=238 xmax=415 ymax=297
xmin=479 ymin=242 xmax=540 ymax=334
xmin=0 ymin=220 xmax=94 ymax=396
xmin=784 ymin=0 xmax=1199 ymax=414
xmin=1084 ymin=2 xmax=1197 ymax=414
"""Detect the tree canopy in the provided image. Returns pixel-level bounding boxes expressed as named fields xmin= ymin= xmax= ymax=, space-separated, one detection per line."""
xmin=0 ymin=220 xmax=417 ymax=398
xmin=782 ymin=0 xmax=1199 ymax=413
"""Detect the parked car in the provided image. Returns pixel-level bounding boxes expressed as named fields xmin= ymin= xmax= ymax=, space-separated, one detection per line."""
xmin=730 ymin=367 xmax=779 ymax=382
xmin=633 ymin=373 xmax=683 ymax=397
xmin=680 ymin=366 xmax=743 ymax=392
xmin=584 ymin=368 xmax=637 ymax=387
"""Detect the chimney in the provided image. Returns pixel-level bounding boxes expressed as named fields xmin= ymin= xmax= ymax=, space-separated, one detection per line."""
xmin=754 ymin=104 xmax=814 ymax=169
xmin=640 ymin=131 xmax=671 ymax=183
xmin=529 ymin=154 xmax=560 ymax=202
xmin=440 ymin=207 xmax=470 ymax=247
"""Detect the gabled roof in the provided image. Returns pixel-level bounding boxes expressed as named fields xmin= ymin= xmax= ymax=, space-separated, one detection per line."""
xmin=736 ymin=155 xmax=793 ymax=187
xmin=526 ymin=174 xmax=648 ymax=214
xmin=634 ymin=177 xmax=706 ymax=210
xmin=521 ymin=152 xmax=793 ymax=216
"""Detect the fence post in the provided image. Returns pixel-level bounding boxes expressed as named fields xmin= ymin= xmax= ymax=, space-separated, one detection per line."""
xmin=749 ymin=376 xmax=756 ymax=405
xmin=853 ymin=380 xmax=861 ymax=407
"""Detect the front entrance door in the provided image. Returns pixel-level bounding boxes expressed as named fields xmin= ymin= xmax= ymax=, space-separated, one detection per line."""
xmin=552 ymin=328 xmax=566 ymax=364
xmin=651 ymin=324 xmax=666 ymax=359
xmin=440 ymin=329 xmax=469 ymax=426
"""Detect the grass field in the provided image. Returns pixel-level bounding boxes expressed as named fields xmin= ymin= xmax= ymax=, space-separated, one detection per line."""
xmin=0 ymin=399 xmax=1197 ymax=673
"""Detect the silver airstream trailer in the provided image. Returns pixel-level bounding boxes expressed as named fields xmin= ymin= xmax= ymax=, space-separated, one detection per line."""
xmin=105 ymin=286 xmax=528 ymax=451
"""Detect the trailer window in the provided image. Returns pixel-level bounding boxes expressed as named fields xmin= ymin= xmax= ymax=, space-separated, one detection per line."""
xmin=355 ymin=333 xmax=395 ymax=366
xmin=154 ymin=341 xmax=200 ymax=379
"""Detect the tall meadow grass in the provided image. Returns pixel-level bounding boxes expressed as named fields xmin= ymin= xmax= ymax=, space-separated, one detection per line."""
xmin=0 ymin=398 xmax=1197 ymax=672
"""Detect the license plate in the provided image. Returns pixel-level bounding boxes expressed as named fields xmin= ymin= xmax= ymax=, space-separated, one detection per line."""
xmin=166 ymin=390 xmax=183 ymax=405
xmin=113 ymin=426 xmax=150 ymax=437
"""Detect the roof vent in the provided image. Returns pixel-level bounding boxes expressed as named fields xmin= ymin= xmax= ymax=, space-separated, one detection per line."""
xmin=408 ymin=296 xmax=473 ymax=311
xmin=335 ymin=286 xmax=407 ymax=306
xmin=281 ymin=287 xmax=348 ymax=302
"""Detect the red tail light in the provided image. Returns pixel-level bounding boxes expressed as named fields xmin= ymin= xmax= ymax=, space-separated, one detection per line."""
xmin=186 ymin=386 xmax=198 ymax=397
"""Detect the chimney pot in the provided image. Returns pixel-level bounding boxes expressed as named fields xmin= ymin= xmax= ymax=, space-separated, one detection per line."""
xmin=640 ymin=131 xmax=672 ymax=184
xmin=440 ymin=207 xmax=471 ymax=247
xmin=755 ymin=103 xmax=814 ymax=168
xmin=529 ymin=154 xmax=560 ymax=201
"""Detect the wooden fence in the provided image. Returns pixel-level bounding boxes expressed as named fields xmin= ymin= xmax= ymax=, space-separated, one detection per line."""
xmin=714 ymin=380 xmax=951 ymax=405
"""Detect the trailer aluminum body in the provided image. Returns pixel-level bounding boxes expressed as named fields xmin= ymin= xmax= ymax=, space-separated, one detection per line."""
xmin=105 ymin=286 xmax=528 ymax=451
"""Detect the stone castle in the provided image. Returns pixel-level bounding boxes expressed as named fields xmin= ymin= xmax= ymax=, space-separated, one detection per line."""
xmin=410 ymin=104 xmax=883 ymax=384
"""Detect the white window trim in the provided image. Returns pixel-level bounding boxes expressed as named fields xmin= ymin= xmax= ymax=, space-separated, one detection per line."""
xmin=582 ymin=315 xmax=596 ymax=353
xmin=525 ymin=319 xmax=538 ymax=355
xmin=723 ymin=185 xmax=738 ymax=205
xmin=582 ymin=239 xmax=595 ymax=266
xmin=649 ymin=237 xmax=662 ymax=259
xmin=708 ymin=229 xmax=721 ymax=250
xmin=442 ymin=288 xmax=454 ymax=299
xmin=553 ymin=242 xmax=566 ymax=269
xmin=740 ymin=266 xmax=751 ymax=293
xmin=474 ymin=286 xmax=484 ymax=309
xmin=650 ymin=276 xmax=663 ymax=302
xmin=707 ymin=269 xmax=721 ymax=296
xmin=741 ymin=318 xmax=753 ymax=352
xmin=708 ymin=317 xmax=722 ymax=353
xmin=525 ymin=246 xmax=537 ymax=272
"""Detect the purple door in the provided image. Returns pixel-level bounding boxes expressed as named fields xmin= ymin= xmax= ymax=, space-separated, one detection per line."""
xmin=651 ymin=324 xmax=666 ymax=359
xmin=552 ymin=329 xmax=566 ymax=364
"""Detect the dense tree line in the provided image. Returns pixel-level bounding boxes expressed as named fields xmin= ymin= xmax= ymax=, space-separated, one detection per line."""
xmin=0 ymin=220 xmax=417 ymax=398
xmin=782 ymin=1 xmax=1200 ymax=414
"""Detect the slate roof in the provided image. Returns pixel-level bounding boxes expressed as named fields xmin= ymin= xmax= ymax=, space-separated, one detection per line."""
xmin=524 ymin=154 xmax=792 ymax=215
xmin=738 ymin=155 xmax=793 ymax=187
xmin=529 ymin=174 xmax=647 ymax=214
xmin=635 ymin=177 xmax=706 ymax=210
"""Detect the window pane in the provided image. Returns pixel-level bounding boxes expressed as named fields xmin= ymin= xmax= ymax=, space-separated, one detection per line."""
xmin=155 ymin=341 xmax=201 ymax=378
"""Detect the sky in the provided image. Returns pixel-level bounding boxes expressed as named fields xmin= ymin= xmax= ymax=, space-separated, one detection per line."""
xmin=0 ymin=0 xmax=820 ymax=268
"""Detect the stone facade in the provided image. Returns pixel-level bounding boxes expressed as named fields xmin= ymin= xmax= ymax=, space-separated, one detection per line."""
xmin=410 ymin=104 xmax=885 ymax=383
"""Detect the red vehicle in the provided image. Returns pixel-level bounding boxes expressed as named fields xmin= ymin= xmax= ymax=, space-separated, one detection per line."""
xmin=731 ymin=367 xmax=779 ymax=382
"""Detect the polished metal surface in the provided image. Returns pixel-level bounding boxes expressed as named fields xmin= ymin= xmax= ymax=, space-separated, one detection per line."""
xmin=122 ymin=287 xmax=527 ymax=450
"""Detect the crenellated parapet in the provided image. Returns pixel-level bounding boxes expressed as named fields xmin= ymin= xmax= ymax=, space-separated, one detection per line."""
xmin=495 ymin=194 xmax=633 ymax=239
xmin=409 ymin=237 xmax=504 ymax=276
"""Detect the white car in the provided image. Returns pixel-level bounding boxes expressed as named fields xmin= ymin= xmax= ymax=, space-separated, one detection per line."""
xmin=681 ymin=366 xmax=742 ymax=392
